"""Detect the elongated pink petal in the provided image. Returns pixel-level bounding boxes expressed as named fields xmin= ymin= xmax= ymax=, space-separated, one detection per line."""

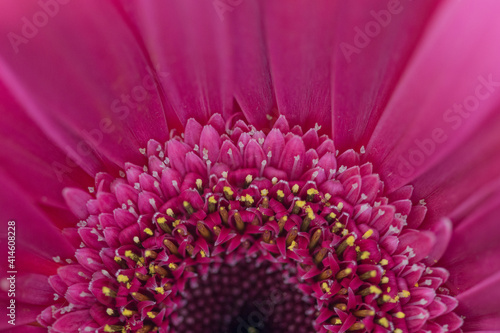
xmin=333 ymin=1 xmax=438 ymax=150
xmin=0 ymin=0 xmax=169 ymax=168
xmin=456 ymin=273 xmax=500 ymax=331
xmin=367 ymin=0 xmax=500 ymax=191
xmin=119 ymin=1 xmax=232 ymax=125
xmin=261 ymin=0 xmax=337 ymax=134
xmin=440 ymin=196 xmax=500 ymax=294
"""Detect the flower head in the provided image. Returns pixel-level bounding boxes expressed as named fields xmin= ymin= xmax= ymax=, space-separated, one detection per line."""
xmin=1 ymin=1 xmax=500 ymax=333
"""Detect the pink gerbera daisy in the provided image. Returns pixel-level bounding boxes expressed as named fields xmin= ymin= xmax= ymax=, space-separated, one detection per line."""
xmin=1 ymin=1 xmax=500 ymax=332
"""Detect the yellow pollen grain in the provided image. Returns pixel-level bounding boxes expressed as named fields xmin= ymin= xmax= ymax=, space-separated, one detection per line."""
xmin=114 ymin=256 xmax=121 ymax=262
xmin=415 ymin=283 xmax=419 ymax=287
xmin=295 ymin=200 xmax=306 ymax=208
xmin=342 ymin=229 xmax=349 ymax=236
xmin=147 ymin=311 xmax=156 ymax=319
xmin=277 ymin=189 xmax=284 ymax=197
xmin=117 ymin=275 xmax=129 ymax=283
xmin=155 ymin=287 xmax=165 ymax=295
xmin=307 ymin=188 xmax=319 ymax=196
xmin=209 ymin=196 xmax=217 ymax=204
xmin=126 ymin=283 xmax=131 ymax=289
xmin=102 ymin=287 xmax=112 ymax=296
xmin=355 ymin=246 xmax=361 ymax=252
xmin=124 ymin=250 xmax=133 ymax=258
xmin=394 ymin=312 xmax=405 ymax=319
xmin=245 ymin=194 xmax=254 ymax=204
xmin=223 ymin=186 xmax=234 ymax=196
xmin=168 ymin=263 xmax=177 ymax=270
xmin=305 ymin=206 xmax=315 ymax=219
xmin=324 ymin=193 xmax=331 ymax=200
xmin=334 ymin=318 xmax=342 ymax=324
xmin=394 ymin=329 xmax=403 ymax=333
xmin=144 ymin=228 xmax=153 ymax=236
xmin=381 ymin=276 xmax=389 ymax=284
xmin=378 ymin=317 xmax=389 ymax=328
xmin=148 ymin=264 xmax=155 ymax=275
xmin=200 ymin=250 xmax=207 ymax=258
xmin=369 ymin=286 xmax=382 ymax=294
xmin=380 ymin=259 xmax=389 ymax=266
xmin=363 ymin=229 xmax=374 ymax=239
xmin=104 ymin=325 xmax=113 ymax=333
xmin=145 ymin=250 xmax=152 ymax=257
xmin=122 ymin=309 xmax=133 ymax=317
xmin=346 ymin=235 xmax=355 ymax=246
xmin=196 ymin=178 xmax=202 ymax=188
xmin=245 ymin=174 xmax=253 ymax=184
xmin=133 ymin=236 xmax=140 ymax=243
xmin=157 ymin=216 xmax=166 ymax=224
xmin=337 ymin=202 xmax=344 ymax=210
xmin=261 ymin=189 xmax=269 ymax=196
xmin=292 ymin=184 xmax=299 ymax=193
xmin=360 ymin=251 xmax=370 ymax=260
xmin=321 ymin=282 xmax=331 ymax=293
xmin=399 ymin=290 xmax=411 ymax=298
xmin=106 ymin=308 xmax=114 ymax=316
xmin=392 ymin=296 xmax=400 ymax=303
xmin=166 ymin=208 xmax=174 ymax=216
xmin=382 ymin=294 xmax=391 ymax=302
xmin=173 ymin=220 xmax=180 ymax=227
xmin=287 ymin=241 xmax=297 ymax=250
xmin=387 ymin=287 xmax=391 ymax=292
xmin=329 ymin=212 xmax=336 ymax=220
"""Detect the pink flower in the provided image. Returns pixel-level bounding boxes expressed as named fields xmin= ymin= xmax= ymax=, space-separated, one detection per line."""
xmin=1 ymin=1 xmax=500 ymax=332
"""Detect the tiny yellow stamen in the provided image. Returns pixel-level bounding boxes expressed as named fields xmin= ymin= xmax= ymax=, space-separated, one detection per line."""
xmin=337 ymin=202 xmax=344 ymax=210
xmin=223 ymin=186 xmax=234 ymax=196
xmin=168 ymin=263 xmax=177 ymax=270
xmin=307 ymin=188 xmax=319 ymax=196
xmin=172 ymin=220 xmax=180 ymax=227
xmin=378 ymin=317 xmax=389 ymax=328
xmin=200 ymin=250 xmax=207 ymax=258
xmin=399 ymin=290 xmax=411 ymax=298
xmin=122 ymin=309 xmax=133 ymax=317
xmin=360 ymin=251 xmax=370 ymax=260
xmin=144 ymin=228 xmax=153 ymax=236
xmin=147 ymin=311 xmax=156 ymax=319
xmin=157 ymin=216 xmax=166 ymax=224
xmin=245 ymin=174 xmax=253 ymax=184
xmin=380 ymin=259 xmax=389 ymax=266
xmin=166 ymin=208 xmax=174 ymax=216
xmin=295 ymin=200 xmax=306 ymax=208
xmin=245 ymin=194 xmax=254 ymax=204
xmin=321 ymin=282 xmax=331 ymax=293
xmin=381 ymin=276 xmax=389 ymax=284
xmin=292 ymin=184 xmax=299 ymax=193
xmin=155 ymin=287 xmax=165 ymax=295
xmin=305 ymin=206 xmax=315 ymax=219
xmin=394 ymin=312 xmax=405 ymax=319
xmin=277 ymin=189 xmax=284 ymax=198
xmin=106 ymin=308 xmax=114 ymax=316
xmin=287 ymin=240 xmax=297 ymax=250
xmin=209 ymin=196 xmax=217 ymax=204
xmin=195 ymin=178 xmax=203 ymax=189
xmin=394 ymin=329 xmax=403 ymax=333
xmin=346 ymin=235 xmax=355 ymax=246
xmin=117 ymin=275 xmax=129 ymax=283
xmin=261 ymin=189 xmax=269 ymax=196
xmin=363 ymin=229 xmax=374 ymax=239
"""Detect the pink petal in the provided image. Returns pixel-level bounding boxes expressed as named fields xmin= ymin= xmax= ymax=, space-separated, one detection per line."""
xmin=0 ymin=0 xmax=170 ymax=169
xmin=367 ymin=0 xmax=500 ymax=191
xmin=261 ymin=0 xmax=336 ymax=134
xmin=119 ymin=1 xmax=232 ymax=125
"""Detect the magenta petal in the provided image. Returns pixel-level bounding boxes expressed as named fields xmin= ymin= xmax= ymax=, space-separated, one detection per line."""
xmin=52 ymin=310 xmax=93 ymax=332
xmin=395 ymin=230 xmax=435 ymax=264
xmin=120 ymin=1 xmax=232 ymax=124
xmin=63 ymin=188 xmax=92 ymax=220
xmin=367 ymin=0 xmax=500 ymax=191
xmin=0 ymin=0 xmax=170 ymax=168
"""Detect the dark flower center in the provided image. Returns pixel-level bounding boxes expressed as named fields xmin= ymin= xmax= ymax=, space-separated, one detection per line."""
xmin=39 ymin=114 xmax=462 ymax=333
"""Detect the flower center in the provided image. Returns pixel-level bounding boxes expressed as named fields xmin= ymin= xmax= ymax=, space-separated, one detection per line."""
xmin=39 ymin=114 xmax=462 ymax=333
xmin=173 ymin=260 xmax=314 ymax=332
